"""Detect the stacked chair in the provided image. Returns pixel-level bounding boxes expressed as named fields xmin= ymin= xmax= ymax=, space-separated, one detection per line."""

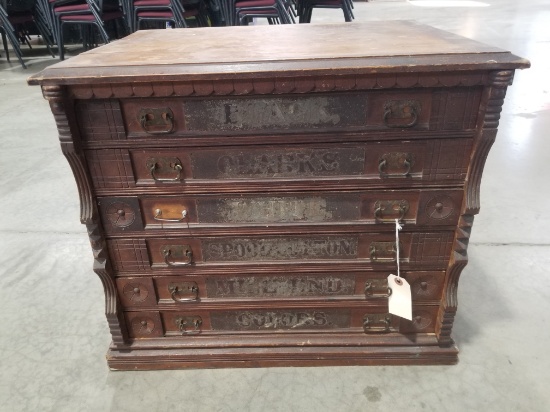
xmin=0 ymin=1 xmax=56 ymax=68
xmin=296 ymin=0 xmax=354 ymax=23
xmin=130 ymin=0 xmax=207 ymax=32
xmin=32 ymin=0 xmax=58 ymax=53
xmin=47 ymin=0 xmax=125 ymax=60
xmin=0 ymin=4 xmax=26 ymax=68
xmin=232 ymin=0 xmax=295 ymax=25
xmin=181 ymin=0 xmax=209 ymax=27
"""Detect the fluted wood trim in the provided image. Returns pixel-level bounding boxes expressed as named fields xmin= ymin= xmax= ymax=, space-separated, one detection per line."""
xmin=465 ymin=70 xmax=514 ymax=214
xmin=89 ymin=223 xmax=129 ymax=347
xmin=42 ymin=85 xmax=94 ymax=223
xmin=68 ymin=72 xmax=490 ymax=99
xmin=436 ymin=215 xmax=473 ymax=346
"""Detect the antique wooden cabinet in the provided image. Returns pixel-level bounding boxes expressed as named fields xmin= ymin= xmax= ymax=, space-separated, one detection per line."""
xmin=29 ymin=22 xmax=529 ymax=369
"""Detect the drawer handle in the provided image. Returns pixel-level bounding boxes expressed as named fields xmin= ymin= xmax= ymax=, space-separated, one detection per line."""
xmin=369 ymin=242 xmax=399 ymax=262
xmin=154 ymin=208 xmax=188 ymax=222
xmin=378 ymin=156 xmax=412 ymax=177
xmin=364 ymin=280 xmax=392 ymax=298
xmin=363 ymin=314 xmax=392 ymax=333
xmin=383 ymin=101 xmax=419 ymax=128
xmin=175 ymin=316 xmax=202 ymax=335
xmin=169 ymin=282 xmax=199 ymax=302
xmin=374 ymin=200 xmax=409 ymax=223
xmin=149 ymin=162 xmax=183 ymax=182
xmin=139 ymin=108 xmax=175 ymax=135
xmin=162 ymin=245 xmax=193 ymax=267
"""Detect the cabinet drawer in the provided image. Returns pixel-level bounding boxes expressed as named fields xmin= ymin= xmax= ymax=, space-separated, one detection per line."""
xmin=85 ymin=138 xmax=473 ymax=192
xmin=98 ymin=189 xmax=463 ymax=234
xmin=75 ymin=88 xmax=481 ymax=140
xmin=107 ymin=232 xmax=454 ymax=272
xmin=115 ymin=271 xmax=444 ymax=307
xmin=124 ymin=306 xmax=439 ymax=338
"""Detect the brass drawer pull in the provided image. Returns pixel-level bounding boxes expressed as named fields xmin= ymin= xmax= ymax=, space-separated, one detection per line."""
xmin=175 ymin=316 xmax=202 ymax=335
xmin=139 ymin=108 xmax=175 ymax=135
xmin=383 ymin=100 xmax=419 ymax=128
xmin=374 ymin=200 xmax=409 ymax=223
xmin=378 ymin=154 xmax=412 ymax=177
xmin=169 ymin=282 xmax=199 ymax=302
xmin=364 ymin=279 xmax=392 ymax=299
xmin=154 ymin=208 xmax=188 ymax=222
xmin=148 ymin=161 xmax=183 ymax=182
xmin=369 ymin=242 xmax=399 ymax=262
xmin=162 ymin=245 xmax=193 ymax=267
xmin=363 ymin=314 xmax=392 ymax=333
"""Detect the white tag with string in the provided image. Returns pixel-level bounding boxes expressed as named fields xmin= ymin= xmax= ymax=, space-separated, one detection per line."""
xmin=388 ymin=274 xmax=412 ymax=321
xmin=387 ymin=219 xmax=412 ymax=320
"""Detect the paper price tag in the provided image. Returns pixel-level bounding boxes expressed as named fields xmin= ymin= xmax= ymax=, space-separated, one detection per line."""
xmin=387 ymin=274 xmax=412 ymax=321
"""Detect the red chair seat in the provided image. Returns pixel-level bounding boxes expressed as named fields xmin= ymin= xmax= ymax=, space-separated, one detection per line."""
xmin=183 ymin=9 xmax=199 ymax=17
xmin=137 ymin=11 xmax=175 ymax=18
xmin=238 ymin=9 xmax=278 ymax=15
xmin=235 ymin=0 xmax=276 ymax=6
xmin=133 ymin=0 xmax=172 ymax=5
xmin=60 ymin=10 xmax=123 ymax=21
xmin=7 ymin=13 xmax=34 ymax=25
xmin=54 ymin=4 xmax=90 ymax=13
xmin=302 ymin=0 xmax=345 ymax=5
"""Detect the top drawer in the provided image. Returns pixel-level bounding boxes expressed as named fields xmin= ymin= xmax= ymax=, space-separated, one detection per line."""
xmin=74 ymin=88 xmax=482 ymax=141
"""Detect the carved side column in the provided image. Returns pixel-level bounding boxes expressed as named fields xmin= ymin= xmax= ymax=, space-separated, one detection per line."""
xmin=89 ymin=223 xmax=128 ymax=346
xmin=42 ymin=85 xmax=128 ymax=347
xmin=436 ymin=215 xmax=473 ymax=346
xmin=436 ymin=70 xmax=514 ymax=346
xmin=465 ymin=70 xmax=514 ymax=214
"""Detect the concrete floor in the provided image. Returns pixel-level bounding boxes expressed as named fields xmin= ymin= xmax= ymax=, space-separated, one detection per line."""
xmin=1 ymin=1 xmax=549 ymax=411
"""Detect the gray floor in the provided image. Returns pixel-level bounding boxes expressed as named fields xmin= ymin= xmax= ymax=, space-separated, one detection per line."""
xmin=1 ymin=1 xmax=549 ymax=411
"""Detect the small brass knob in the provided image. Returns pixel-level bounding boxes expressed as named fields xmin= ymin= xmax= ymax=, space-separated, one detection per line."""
xmin=133 ymin=287 xmax=140 ymax=294
xmin=420 ymin=281 xmax=428 ymax=289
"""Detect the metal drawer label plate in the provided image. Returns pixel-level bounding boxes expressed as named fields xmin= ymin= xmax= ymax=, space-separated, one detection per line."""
xmin=197 ymin=195 xmax=360 ymax=223
xmin=191 ymin=147 xmax=365 ymax=179
xmin=210 ymin=310 xmax=351 ymax=330
xmin=203 ymin=237 xmax=358 ymax=261
xmin=184 ymin=95 xmax=367 ymax=131
xmin=206 ymin=275 xmax=356 ymax=298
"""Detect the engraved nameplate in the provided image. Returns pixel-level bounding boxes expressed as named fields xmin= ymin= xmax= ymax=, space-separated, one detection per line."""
xmin=191 ymin=147 xmax=365 ymax=179
xmin=184 ymin=95 xmax=367 ymax=131
xmin=206 ymin=275 xmax=356 ymax=298
xmin=210 ymin=310 xmax=351 ymax=331
xmin=197 ymin=195 xmax=360 ymax=223
xmin=202 ymin=236 xmax=359 ymax=262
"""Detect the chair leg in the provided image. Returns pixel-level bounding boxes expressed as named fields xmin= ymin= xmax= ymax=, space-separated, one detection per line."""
xmin=7 ymin=30 xmax=27 ymax=68
xmin=58 ymin=21 xmax=65 ymax=60
xmin=342 ymin=7 xmax=351 ymax=22
xmin=34 ymin=19 xmax=56 ymax=57
xmin=94 ymin=22 xmax=110 ymax=44
xmin=1 ymin=29 xmax=9 ymax=61
xmin=83 ymin=25 xmax=91 ymax=50
xmin=0 ymin=19 xmax=26 ymax=68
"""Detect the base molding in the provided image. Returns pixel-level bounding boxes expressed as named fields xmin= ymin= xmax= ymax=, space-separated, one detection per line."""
xmin=107 ymin=344 xmax=459 ymax=370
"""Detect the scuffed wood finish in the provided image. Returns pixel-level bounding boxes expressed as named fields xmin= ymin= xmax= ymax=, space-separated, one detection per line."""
xmin=27 ymin=22 xmax=528 ymax=84
xmin=29 ymin=22 xmax=529 ymax=369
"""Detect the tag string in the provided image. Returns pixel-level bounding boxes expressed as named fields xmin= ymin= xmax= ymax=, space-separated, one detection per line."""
xmin=395 ymin=218 xmax=402 ymax=278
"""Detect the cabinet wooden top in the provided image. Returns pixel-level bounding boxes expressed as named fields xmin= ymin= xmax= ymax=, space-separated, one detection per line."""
xmin=28 ymin=21 xmax=529 ymax=85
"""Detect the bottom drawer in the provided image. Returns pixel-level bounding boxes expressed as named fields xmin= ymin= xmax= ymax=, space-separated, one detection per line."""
xmin=124 ymin=306 xmax=438 ymax=338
